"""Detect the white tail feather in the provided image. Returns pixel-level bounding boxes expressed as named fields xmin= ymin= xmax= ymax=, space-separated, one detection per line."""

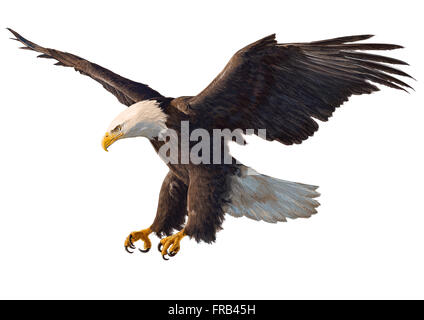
xmin=224 ymin=166 xmax=320 ymax=223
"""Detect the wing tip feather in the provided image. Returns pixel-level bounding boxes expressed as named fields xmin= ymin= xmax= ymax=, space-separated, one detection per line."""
xmin=309 ymin=34 xmax=375 ymax=45
xmin=7 ymin=28 xmax=37 ymax=50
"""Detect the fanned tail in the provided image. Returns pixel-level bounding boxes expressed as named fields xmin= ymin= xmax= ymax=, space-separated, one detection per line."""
xmin=225 ymin=166 xmax=320 ymax=223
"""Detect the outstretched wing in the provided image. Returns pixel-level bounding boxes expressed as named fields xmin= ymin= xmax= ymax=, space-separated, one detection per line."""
xmin=8 ymin=28 xmax=162 ymax=106
xmin=186 ymin=34 xmax=413 ymax=145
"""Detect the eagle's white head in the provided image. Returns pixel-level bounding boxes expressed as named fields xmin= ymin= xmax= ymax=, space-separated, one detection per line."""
xmin=102 ymin=100 xmax=168 ymax=151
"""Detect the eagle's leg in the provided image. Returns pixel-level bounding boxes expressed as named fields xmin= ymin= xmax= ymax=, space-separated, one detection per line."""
xmin=124 ymin=171 xmax=187 ymax=256
xmin=124 ymin=228 xmax=152 ymax=254
xmin=158 ymin=229 xmax=186 ymax=260
xmin=150 ymin=171 xmax=188 ymax=236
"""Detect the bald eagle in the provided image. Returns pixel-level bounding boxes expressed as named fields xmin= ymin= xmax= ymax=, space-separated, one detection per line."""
xmin=9 ymin=29 xmax=412 ymax=260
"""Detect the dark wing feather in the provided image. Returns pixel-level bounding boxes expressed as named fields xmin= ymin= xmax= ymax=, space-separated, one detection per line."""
xmin=186 ymin=34 xmax=412 ymax=145
xmin=8 ymin=28 xmax=162 ymax=106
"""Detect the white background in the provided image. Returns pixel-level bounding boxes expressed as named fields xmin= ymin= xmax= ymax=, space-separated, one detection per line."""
xmin=0 ymin=0 xmax=423 ymax=299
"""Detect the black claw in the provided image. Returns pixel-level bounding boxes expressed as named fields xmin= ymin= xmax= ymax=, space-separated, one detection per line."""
xmin=168 ymin=251 xmax=177 ymax=257
xmin=158 ymin=242 xmax=163 ymax=252
xmin=162 ymin=254 xmax=169 ymax=261
xmin=125 ymin=246 xmax=134 ymax=254
xmin=138 ymin=247 xmax=150 ymax=253
xmin=128 ymin=235 xmax=136 ymax=249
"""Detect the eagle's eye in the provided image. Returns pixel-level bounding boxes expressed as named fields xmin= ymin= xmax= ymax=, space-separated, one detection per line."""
xmin=111 ymin=124 xmax=122 ymax=133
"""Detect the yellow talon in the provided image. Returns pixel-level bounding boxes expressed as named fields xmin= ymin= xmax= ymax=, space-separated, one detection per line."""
xmin=124 ymin=228 xmax=152 ymax=253
xmin=160 ymin=229 xmax=186 ymax=259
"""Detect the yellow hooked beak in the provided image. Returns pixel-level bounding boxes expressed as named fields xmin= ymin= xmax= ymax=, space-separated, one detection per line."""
xmin=102 ymin=131 xmax=123 ymax=152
